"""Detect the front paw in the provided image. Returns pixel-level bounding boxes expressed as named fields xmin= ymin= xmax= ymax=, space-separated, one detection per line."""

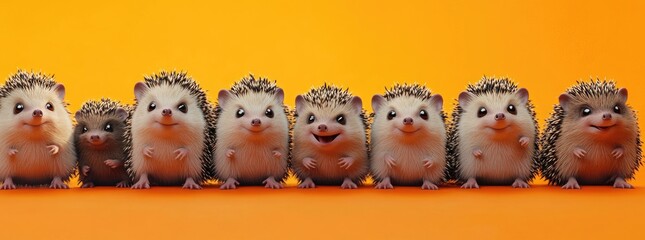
xmin=104 ymin=159 xmax=122 ymax=168
xmin=473 ymin=149 xmax=483 ymax=159
xmin=612 ymin=148 xmax=624 ymax=159
xmin=47 ymin=145 xmax=60 ymax=156
xmin=174 ymin=148 xmax=188 ymax=161
xmin=226 ymin=149 xmax=236 ymax=159
xmin=303 ymin=157 xmax=317 ymax=170
xmin=272 ymin=150 xmax=283 ymax=159
xmin=8 ymin=148 xmax=18 ymax=157
xmin=519 ymin=137 xmax=530 ymax=147
xmin=338 ymin=157 xmax=355 ymax=169
xmin=573 ymin=148 xmax=586 ymax=159
xmin=143 ymin=146 xmax=154 ymax=158
xmin=385 ymin=155 xmax=397 ymax=168
xmin=422 ymin=158 xmax=434 ymax=168
xmin=82 ymin=165 xmax=90 ymax=176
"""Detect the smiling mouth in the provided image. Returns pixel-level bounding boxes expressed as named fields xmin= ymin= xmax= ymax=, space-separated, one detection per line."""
xmin=591 ymin=125 xmax=614 ymax=131
xmin=313 ymin=133 xmax=340 ymax=144
xmin=488 ymin=125 xmax=510 ymax=131
xmin=156 ymin=121 xmax=179 ymax=127
xmin=398 ymin=128 xmax=420 ymax=134
xmin=23 ymin=122 xmax=48 ymax=127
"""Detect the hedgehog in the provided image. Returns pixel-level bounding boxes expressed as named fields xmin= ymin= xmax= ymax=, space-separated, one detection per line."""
xmin=124 ymin=71 xmax=216 ymax=189
xmin=214 ymin=74 xmax=290 ymax=189
xmin=446 ymin=77 xmax=539 ymax=188
xmin=74 ymin=98 xmax=130 ymax=188
xmin=539 ymin=80 xmax=642 ymax=189
xmin=370 ymin=83 xmax=447 ymax=190
xmin=0 ymin=70 xmax=76 ymax=189
xmin=292 ymin=83 xmax=369 ymax=189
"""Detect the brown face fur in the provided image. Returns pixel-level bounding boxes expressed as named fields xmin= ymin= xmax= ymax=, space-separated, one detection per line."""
xmin=74 ymin=111 xmax=127 ymax=151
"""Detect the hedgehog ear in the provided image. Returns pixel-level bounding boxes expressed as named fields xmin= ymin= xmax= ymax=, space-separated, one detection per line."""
xmin=115 ymin=107 xmax=128 ymax=122
xmin=295 ymin=95 xmax=306 ymax=114
xmin=74 ymin=111 xmax=82 ymax=121
xmin=350 ymin=96 xmax=363 ymax=114
xmin=218 ymin=90 xmax=234 ymax=107
xmin=274 ymin=88 xmax=285 ymax=104
xmin=458 ymin=91 xmax=476 ymax=108
xmin=371 ymin=95 xmax=386 ymax=112
xmin=618 ymin=88 xmax=628 ymax=103
xmin=134 ymin=82 xmax=149 ymax=101
xmin=429 ymin=94 xmax=443 ymax=112
xmin=515 ymin=88 xmax=529 ymax=105
xmin=558 ymin=93 xmax=573 ymax=111
xmin=53 ymin=83 xmax=65 ymax=100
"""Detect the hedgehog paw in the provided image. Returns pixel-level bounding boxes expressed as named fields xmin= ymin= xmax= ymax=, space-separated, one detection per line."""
xmin=422 ymin=158 xmax=434 ymax=168
xmin=50 ymin=177 xmax=68 ymax=189
xmin=562 ymin=177 xmax=580 ymax=189
xmin=298 ymin=178 xmax=316 ymax=188
xmin=512 ymin=179 xmax=530 ymax=188
xmin=8 ymin=148 xmax=18 ymax=157
xmin=1 ymin=178 xmax=16 ymax=190
xmin=422 ymin=180 xmax=439 ymax=190
xmin=461 ymin=178 xmax=479 ymax=189
xmin=519 ymin=137 xmax=530 ymax=147
xmin=272 ymin=151 xmax=283 ymax=159
xmin=104 ymin=159 xmax=122 ymax=168
xmin=182 ymin=177 xmax=202 ymax=190
xmin=81 ymin=182 xmax=95 ymax=188
xmin=174 ymin=148 xmax=188 ymax=161
xmin=220 ymin=178 xmax=239 ymax=190
xmin=573 ymin=148 xmax=586 ymax=159
xmin=612 ymin=148 xmax=624 ymax=159
xmin=47 ymin=145 xmax=60 ymax=156
xmin=338 ymin=157 xmax=355 ymax=169
xmin=143 ymin=146 xmax=154 ymax=158
xmin=613 ymin=178 xmax=632 ymax=189
xmin=303 ymin=157 xmax=317 ymax=169
xmin=385 ymin=155 xmax=397 ymax=168
xmin=473 ymin=149 xmax=483 ymax=158
xmin=263 ymin=177 xmax=283 ymax=189
xmin=375 ymin=177 xmax=393 ymax=189
xmin=131 ymin=175 xmax=150 ymax=189
xmin=82 ymin=165 xmax=90 ymax=176
xmin=341 ymin=178 xmax=357 ymax=189
xmin=226 ymin=149 xmax=236 ymax=159
xmin=116 ymin=180 xmax=130 ymax=188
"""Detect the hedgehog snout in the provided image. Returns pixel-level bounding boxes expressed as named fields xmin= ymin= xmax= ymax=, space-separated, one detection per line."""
xmin=602 ymin=113 xmax=612 ymax=120
xmin=161 ymin=109 xmax=172 ymax=117
xmin=494 ymin=113 xmax=506 ymax=121
xmin=90 ymin=135 xmax=100 ymax=141
xmin=403 ymin=117 xmax=414 ymax=125
xmin=317 ymin=124 xmax=328 ymax=132
xmin=251 ymin=118 xmax=262 ymax=126
xmin=32 ymin=109 xmax=43 ymax=118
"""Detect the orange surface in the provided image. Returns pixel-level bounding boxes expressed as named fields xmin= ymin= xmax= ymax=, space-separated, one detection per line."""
xmin=1 ymin=1 xmax=644 ymax=239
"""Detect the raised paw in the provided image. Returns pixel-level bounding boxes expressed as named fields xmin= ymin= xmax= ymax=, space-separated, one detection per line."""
xmin=143 ymin=146 xmax=154 ymax=158
xmin=1 ymin=178 xmax=16 ymax=190
xmin=82 ymin=165 xmax=91 ymax=176
xmin=298 ymin=178 xmax=316 ymax=188
xmin=303 ymin=157 xmax=317 ymax=170
xmin=116 ymin=180 xmax=130 ymax=188
xmin=104 ymin=159 xmax=122 ymax=168
xmin=338 ymin=157 xmax=355 ymax=169
xmin=519 ymin=136 xmax=530 ymax=147
xmin=50 ymin=177 xmax=69 ymax=189
xmin=8 ymin=148 xmax=18 ymax=157
xmin=81 ymin=182 xmax=95 ymax=188
xmin=226 ymin=149 xmax=236 ymax=159
xmin=47 ymin=145 xmax=60 ymax=156
xmin=573 ymin=148 xmax=586 ymax=159
xmin=461 ymin=178 xmax=479 ymax=189
xmin=612 ymin=148 xmax=624 ymax=159
xmin=263 ymin=177 xmax=284 ymax=189
xmin=385 ymin=155 xmax=397 ymax=168
xmin=422 ymin=180 xmax=439 ymax=190
xmin=341 ymin=178 xmax=357 ymax=189
xmin=473 ymin=149 xmax=483 ymax=158
xmin=422 ymin=158 xmax=434 ymax=168
xmin=562 ymin=177 xmax=580 ymax=189
xmin=174 ymin=148 xmax=188 ymax=161
xmin=272 ymin=151 xmax=283 ymax=159
xmin=613 ymin=178 xmax=633 ymax=189
xmin=220 ymin=178 xmax=239 ymax=190
xmin=512 ymin=179 xmax=530 ymax=188
xmin=182 ymin=177 xmax=202 ymax=190
xmin=375 ymin=177 xmax=393 ymax=189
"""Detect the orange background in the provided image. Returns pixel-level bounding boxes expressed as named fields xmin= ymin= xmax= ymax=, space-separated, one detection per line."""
xmin=1 ymin=1 xmax=644 ymax=239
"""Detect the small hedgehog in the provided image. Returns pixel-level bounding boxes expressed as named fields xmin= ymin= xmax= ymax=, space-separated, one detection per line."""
xmin=124 ymin=71 xmax=215 ymax=189
xmin=214 ymin=74 xmax=290 ymax=190
xmin=74 ymin=99 xmax=130 ymax=188
xmin=0 ymin=70 xmax=76 ymax=189
xmin=370 ymin=83 xmax=446 ymax=190
xmin=539 ymin=80 xmax=641 ymax=189
xmin=446 ymin=77 xmax=539 ymax=188
xmin=292 ymin=84 xmax=369 ymax=189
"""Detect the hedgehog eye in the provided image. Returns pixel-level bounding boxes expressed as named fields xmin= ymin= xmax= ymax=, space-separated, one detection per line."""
xmin=236 ymin=108 xmax=245 ymax=118
xmin=387 ymin=110 xmax=396 ymax=120
xmin=307 ymin=114 xmax=316 ymax=124
xmin=419 ymin=110 xmax=428 ymax=120
xmin=148 ymin=102 xmax=156 ymax=112
xmin=265 ymin=108 xmax=274 ymax=118
xmin=336 ymin=114 xmax=346 ymax=125
xmin=581 ymin=107 xmax=592 ymax=117
xmin=177 ymin=103 xmax=187 ymax=113
xmin=104 ymin=123 xmax=113 ymax=132
xmin=81 ymin=126 xmax=88 ymax=133
xmin=507 ymin=104 xmax=517 ymax=115
xmin=613 ymin=105 xmax=622 ymax=114
xmin=477 ymin=107 xmax=487 ymax=118
xmin=46 ymin=102 xmax=54 ymax=111
xmin=14 ymin=103 xmax=24 ymax=114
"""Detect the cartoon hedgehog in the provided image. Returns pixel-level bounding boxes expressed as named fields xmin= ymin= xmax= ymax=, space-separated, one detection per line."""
xmin=446 ymin=77 xmax=539 ymax=188
xmin=540 ymin=80 xmax=641 ymax=189
xmin=74 ymin=98 xmax=130 ymax=188
xmin=124 ymin=71 xmax=215 ymax=189
xmin=214 ymin=74 xmax=290 ymax=189
xmin=292 ymin=84 xmax=369 ymax=189
xmin=370 ymin=83 xmax=446 ymax=190
xmin=0 ymin=70 xmax=76 ymax=189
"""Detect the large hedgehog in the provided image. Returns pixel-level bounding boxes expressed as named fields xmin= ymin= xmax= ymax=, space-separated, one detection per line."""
xmin=214 ymin=74 xmax=291 ymax=189
xmin=370 ymin=83 xmax=447 ymax=190
xmin=539 ymin=80 xmax=642 ymax=189
xmin=74 ymin=98 xmax=130 ymax=188
xmin=0 ymin=70 xmax=76 ymax=189
xmin=124 ymin=71 xmax=216 ymax=189
xmin=446 ymin=77 xmax=539 ymax=188
xmin=292 ymin=83 xmax=369 ymax=189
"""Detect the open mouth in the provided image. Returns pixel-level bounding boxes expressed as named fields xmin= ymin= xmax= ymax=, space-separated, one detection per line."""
xmin=591 ymin=125 xmax=614 ymax=131
xmin=313 ymin=133 xmax=340 ymax=144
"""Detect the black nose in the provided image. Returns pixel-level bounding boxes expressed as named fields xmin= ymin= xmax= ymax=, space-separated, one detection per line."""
xmin=495 ymin=113 xmax=506 ymax=120
xmin=33 ymin=109 xmax=43 ymax=117
xmin=602 ymin=113 xmax=612 ymax=120
xmin=403 ymin=117 xmax=414 ymax=125
xmin=162 ymin=109 xmax=172 ymax=116
xmin=90 ymin=135 xmax=100 ymax=140
xmin=251 ymin=119 xmax=261 ymax=126
xmin=318 ymin=124 xmax=328 ymax=132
